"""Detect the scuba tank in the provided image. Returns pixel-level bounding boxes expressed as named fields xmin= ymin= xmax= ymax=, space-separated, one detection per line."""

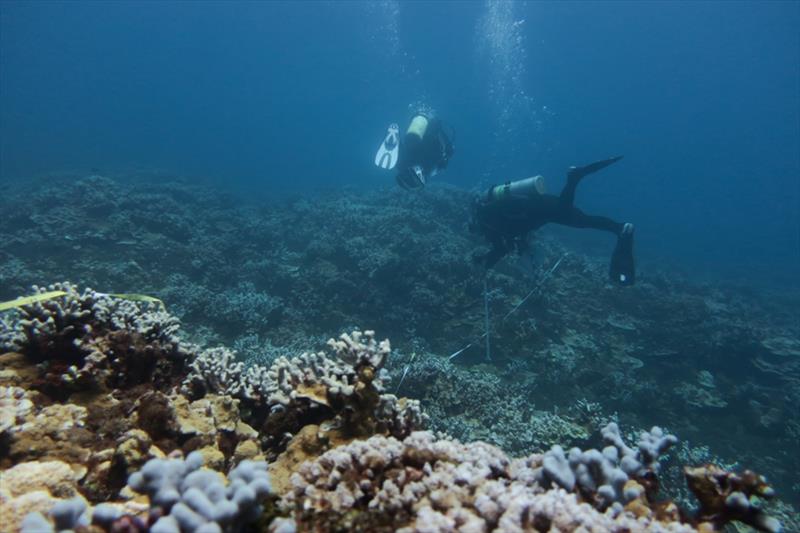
xmin=407 ymin=115 xmax=429 ymax=139
xmin=488 ymin=175 xmax=546 ymax=203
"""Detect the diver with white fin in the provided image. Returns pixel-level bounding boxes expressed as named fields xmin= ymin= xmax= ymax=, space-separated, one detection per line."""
xmin=374 ymin=113 xmax=454 ymax=189
xmin=469 ymin=156 xmax=636 ymax=285
xmin=375 ymin=123 xmax=400 ymax=169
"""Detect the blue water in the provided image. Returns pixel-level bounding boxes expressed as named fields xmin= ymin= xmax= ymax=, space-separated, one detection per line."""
xmin=1 ymin=1 xmax=798 ymax=287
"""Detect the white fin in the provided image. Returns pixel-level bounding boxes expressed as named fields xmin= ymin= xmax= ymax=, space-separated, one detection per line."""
xmin=374 ymin=123 xmax=399 ymax=170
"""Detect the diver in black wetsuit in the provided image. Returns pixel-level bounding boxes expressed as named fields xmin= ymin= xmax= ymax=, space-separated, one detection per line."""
xmin=395 ymin=114 xmax=455 ymax=189
xmin=469 ymin=156 xmax=636 ymax=285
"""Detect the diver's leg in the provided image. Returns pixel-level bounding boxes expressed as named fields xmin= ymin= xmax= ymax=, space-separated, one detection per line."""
xmin=559 ymin=207 xmax=625 ymax=235
xmin=556 ymin=206 xmax=634 ymax=285
xmin=559 ymin=175 xmax=580 ymax=208
xmin=558 ymin=156 xmax=624 ymax=209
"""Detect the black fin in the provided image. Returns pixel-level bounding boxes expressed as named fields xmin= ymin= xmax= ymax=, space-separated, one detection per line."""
xmin=569 ymin=155 xmax=624 ymax=180
xmin=609 ymin=232 xmax=635 ymax=285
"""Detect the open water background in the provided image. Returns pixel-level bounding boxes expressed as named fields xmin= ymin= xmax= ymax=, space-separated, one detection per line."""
xmin=1 ymin=0 xmax=798 ymax=286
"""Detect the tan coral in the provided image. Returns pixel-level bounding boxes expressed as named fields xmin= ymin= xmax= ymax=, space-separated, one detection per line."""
xmin=294 ymin=382 xmax=330 ymax=406
xmin=173 ymin=394 xmax=245 ymax=438
xmin=172 ymin=394 xmax=217 ymax=438
xmin=0 ymin=352 xmax=39 ymax=388
xmin=197 ymin=445 xmax=226 ymax=471
xmin=0 ymin=460 xmax=83 ymax=498
xmin=208 ymin=394 xmax=241 ymax=432
xmin=235 ymin=420 xmax=258 ymax=440
xmin=685 ymin=464 xmax=781 ymax=533
xmin=623 ymin=480 xmax=652 ymax=519
xmin=233 ymin=439 xmax=262 ymax=463
xmin=0 ymin=490 xmax=86 ymax=533
xmin=9 ymin=402 xmax=93 ymax=466
xmin=270 ymin=424 xmax=330 ymax=495
xmin=114 ymin=429 xmax=159 ymax=475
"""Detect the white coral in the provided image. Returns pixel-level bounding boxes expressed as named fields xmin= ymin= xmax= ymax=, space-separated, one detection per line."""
xmin=0 ymin=386 xmax=33 ymax=435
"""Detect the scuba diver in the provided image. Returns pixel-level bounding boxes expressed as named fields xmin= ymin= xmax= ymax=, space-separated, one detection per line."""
xmin=469 ymin=156 xmax=636 ymax=285
xmin=374 ymin=113 xmax=454 ymax=189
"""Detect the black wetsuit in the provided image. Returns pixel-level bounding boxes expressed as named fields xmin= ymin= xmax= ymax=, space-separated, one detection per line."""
xmin=471 ymin=157 xmax=635 ymax=284
xmin=396 ymin=117 xmax=454 ymax=189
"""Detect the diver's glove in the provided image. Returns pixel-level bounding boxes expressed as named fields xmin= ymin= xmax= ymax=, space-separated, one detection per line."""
xmin=609 ymin=223 xmax=635 ymax=285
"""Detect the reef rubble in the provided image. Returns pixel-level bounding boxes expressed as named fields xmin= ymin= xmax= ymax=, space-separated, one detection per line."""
xmin=0 ymin=283 xmax=788 ymax=532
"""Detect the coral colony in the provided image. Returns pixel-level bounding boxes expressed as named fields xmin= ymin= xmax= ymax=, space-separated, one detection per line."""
xmin=1 ymin=178 xmax=797 ymax=532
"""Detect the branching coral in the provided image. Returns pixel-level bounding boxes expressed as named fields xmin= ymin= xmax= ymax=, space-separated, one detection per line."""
xmin=1 ymin=282 xmax=192 ymax=396
xmin=183 ymin=330 xmax=426 ymax=454
xmin=284 ymin=429 xmax=694 ymax=532
xmin=536 ymin=423 xmax=678 ymax=509
xmin=685 ymin=464 xmax=781 ymax=533
xmin=285 ymin=427 xmax=781 ymax=533
xmin=127 ymin=451 xmax=276 ymax=532
xmin=20 ymin=452 xmax=287 ymax=533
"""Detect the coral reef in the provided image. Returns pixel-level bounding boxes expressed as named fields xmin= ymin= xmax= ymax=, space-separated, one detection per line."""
xmin=1 ymin=174 xmax=798 ymax=528
xmin=0 ymin=283 xmax=788 ymax=531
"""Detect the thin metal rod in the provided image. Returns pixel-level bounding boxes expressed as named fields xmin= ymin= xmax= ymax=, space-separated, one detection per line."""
xmin=502 ymin=255 xmax=565 ymax=322
xmin=484 ymin=276 xmax=491 ymax=361
xmin=447 ymin=332 xmax=487 ymax=360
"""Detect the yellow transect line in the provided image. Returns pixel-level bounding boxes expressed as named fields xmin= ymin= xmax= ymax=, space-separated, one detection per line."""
xmin=0 ymin=291 xmax=68 ymax=311
xmin=0 ymin=291 xmax=165 ymax=311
